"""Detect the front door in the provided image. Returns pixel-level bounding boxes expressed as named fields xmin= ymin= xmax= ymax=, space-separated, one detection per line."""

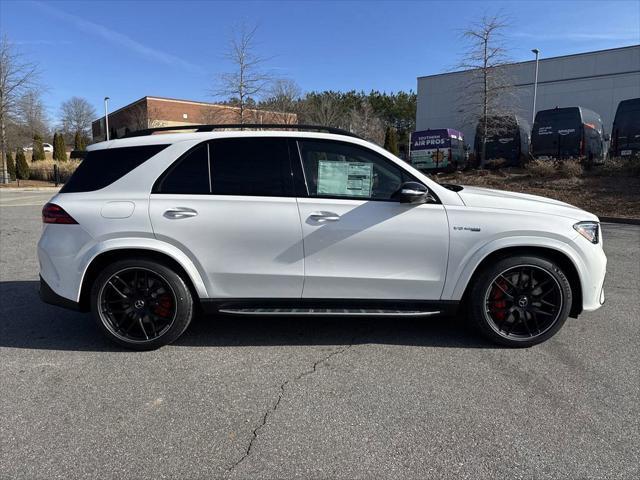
xmin=149 ymin=137 xmax=304 ymax=299
xmin=294 ymin=139 xmax=449 ymax=300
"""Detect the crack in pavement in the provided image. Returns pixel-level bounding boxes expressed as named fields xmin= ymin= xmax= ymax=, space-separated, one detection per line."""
xmin=225 ymin=341 xmax=356 ymax=475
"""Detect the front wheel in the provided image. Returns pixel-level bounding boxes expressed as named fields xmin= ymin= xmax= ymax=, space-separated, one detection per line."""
xmin=468 ymin=256 xmax=573 ymax=347
xmin=90 ymin=259 xmax=194 ymax=350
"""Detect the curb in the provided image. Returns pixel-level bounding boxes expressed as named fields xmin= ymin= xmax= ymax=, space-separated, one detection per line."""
xmin=600 ymin=217 xmax=640 ymax=225
xmin=0 ymin=187 xmax=61 ymax=192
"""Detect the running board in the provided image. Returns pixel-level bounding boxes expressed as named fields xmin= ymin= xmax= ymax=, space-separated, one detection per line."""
xmin=218 ymin=308 xmax=441 ymax=317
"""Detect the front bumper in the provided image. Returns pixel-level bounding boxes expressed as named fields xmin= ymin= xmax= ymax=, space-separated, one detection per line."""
xmin=40 ymin=276 xmax=82 ymax=311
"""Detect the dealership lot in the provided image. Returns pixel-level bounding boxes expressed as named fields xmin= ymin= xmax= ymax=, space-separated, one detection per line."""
xmin=1 ymin=190 xmax=638 ymax=479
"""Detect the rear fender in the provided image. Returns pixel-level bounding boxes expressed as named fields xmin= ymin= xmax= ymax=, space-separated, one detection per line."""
xmin=78 ymin=237 xmax=209 ymax=301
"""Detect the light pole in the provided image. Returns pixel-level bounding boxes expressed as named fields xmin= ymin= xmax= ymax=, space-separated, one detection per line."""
xmin=531 ymin=49 xmax=540 ymax=125
xmin=104 ymin=96 xmax=110 ymax=141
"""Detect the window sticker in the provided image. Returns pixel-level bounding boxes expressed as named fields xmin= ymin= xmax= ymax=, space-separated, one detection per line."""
xmin=317 ymin=160 xmax=373 ymax=197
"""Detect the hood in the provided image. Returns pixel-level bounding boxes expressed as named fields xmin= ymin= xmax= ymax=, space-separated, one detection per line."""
xmin=457 ymin=186 xmax=599 ymax=221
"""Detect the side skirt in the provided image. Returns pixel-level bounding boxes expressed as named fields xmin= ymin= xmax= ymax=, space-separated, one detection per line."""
xmin=199 ymin=298 xmax=459 ymax=317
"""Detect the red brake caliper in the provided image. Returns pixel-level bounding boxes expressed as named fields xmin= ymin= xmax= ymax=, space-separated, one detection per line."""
xmin=153 ymin=294 xmax=173 ymax=318
xmin=491 ymin=279 xmax=508 ymax=321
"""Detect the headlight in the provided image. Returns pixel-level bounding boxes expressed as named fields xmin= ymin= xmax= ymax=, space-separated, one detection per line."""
xmin=573 ymin=221 xmax=599 ymax=244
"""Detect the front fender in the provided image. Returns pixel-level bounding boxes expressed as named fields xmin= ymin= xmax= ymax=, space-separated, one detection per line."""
xmin=443 ymin=235 xmax=587 ymax=301
xmin=78 ymin=237 xmax=209 ymax=301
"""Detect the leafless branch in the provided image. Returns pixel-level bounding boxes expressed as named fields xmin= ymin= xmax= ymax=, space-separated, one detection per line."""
xmin=211 ymin=23 xmax=273 ymax=123
xmin=454 ymin=13 xmax=519 ymax=165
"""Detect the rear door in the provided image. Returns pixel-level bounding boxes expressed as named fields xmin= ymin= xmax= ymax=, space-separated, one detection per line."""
xmin=149 ymin=137 xmax=304 ymax=299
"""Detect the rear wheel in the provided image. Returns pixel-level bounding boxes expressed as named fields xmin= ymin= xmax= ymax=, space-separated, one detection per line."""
xmin=90 ymin=259 xmax=193 ymax=350
xmin=468 ymin=256 xmax=572 ymax=347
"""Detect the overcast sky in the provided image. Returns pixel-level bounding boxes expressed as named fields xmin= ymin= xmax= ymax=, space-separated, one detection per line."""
xmin=1 ymin=0 xmax=639 ymax=122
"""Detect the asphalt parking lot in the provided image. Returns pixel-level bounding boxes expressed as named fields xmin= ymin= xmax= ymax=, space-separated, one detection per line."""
xmin=1 ymin=189 xmax=638 ymax=479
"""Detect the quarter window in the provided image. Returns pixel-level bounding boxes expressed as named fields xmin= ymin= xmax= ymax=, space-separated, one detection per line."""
xmin=154 ymin=143 xmax=210 ymax=194
xmin=62 ymin=144 xmax=169 ymax=193
xmin=298 ymin=140 xmax=411 ymax=200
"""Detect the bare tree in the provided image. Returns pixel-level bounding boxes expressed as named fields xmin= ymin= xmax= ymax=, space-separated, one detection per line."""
xmin=124 ymin=101 xmax=148 ymax=131
xmin=261 ymin=79 xmax=301 ymax=124
xmin=16 ymin=88 xmax=49 ymax=139
xmin=0 ymin=35 xmax=39 ymax=183
xmin=455 ymin=14 xmax=516 ymax=166
xmin=349 ymin=99 xmax=385 ymax=144
xmin=60 ymin=96 xmax=96 ymax=140
xmin=213 ymin=23 xmax=272 ymax=123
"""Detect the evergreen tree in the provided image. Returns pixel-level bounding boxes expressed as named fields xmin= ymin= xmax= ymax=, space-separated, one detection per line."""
xmin=74 ymin=131 xmax=86 ymax=151
xmin=16 ymin=148 xmax=30 ymax=180
xmin=53 ymin=132 xmax=67 ymax=161
xmin=383 ymin=126 xmax=399 ymax=155
xmin=6 ymin=150 xmax=16 ymax=181
xmin=32 ymin=134 xmax=46 ymax=161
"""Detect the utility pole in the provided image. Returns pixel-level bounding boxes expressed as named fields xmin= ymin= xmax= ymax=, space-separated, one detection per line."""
xmin=531 ymin=49 xmax=540 ymax=125
xmin=104 ymin=96 xmax=110 ymax=141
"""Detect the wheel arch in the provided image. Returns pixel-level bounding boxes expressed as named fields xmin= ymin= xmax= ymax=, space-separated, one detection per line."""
xmin=458 ymin=246 xmax=583 ymax=318
xmin=78 ymin=246 xmax=207 ymax=311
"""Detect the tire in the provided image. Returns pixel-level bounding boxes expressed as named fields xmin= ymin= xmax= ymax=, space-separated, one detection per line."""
xmin=468 ymin=255 xmax=572 ymax=347
xmin=90 ymin=259 xmax=194 ymax=350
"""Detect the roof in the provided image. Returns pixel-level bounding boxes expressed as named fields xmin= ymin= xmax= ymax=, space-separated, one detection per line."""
xmin=92 ymin=95 xmax=295 ymax=125
xmin=417 ymin=44 xmax=640 ymax=80
xmin=86 ymin=130 xmax=368 ymax=151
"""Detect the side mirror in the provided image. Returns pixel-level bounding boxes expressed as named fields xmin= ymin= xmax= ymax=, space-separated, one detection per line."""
xmin=393 ymin=181 xmax=430 ymax=204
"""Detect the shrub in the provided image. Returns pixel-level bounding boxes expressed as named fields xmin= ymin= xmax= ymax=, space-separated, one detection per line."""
xmin=32 ymin=134 xmax=46 ymax=161
xmin=595 ymin=157 xmax=640 ymax=177
xmin=16 ymin=148 xmax=30 ymax=179
xmin=558 ymin=159 xmax=583 ymax=177
xmin=74 ymin=131 xmax=86 ymax=151
xmin=526 ymin=159 xmax=557 ymax=178
xmin=53 ymin=132 xmax=67 ymax=162
xmin=6 ymin=151 xmax=16 ymax=181
xmin=28 ymin=159 xmax=81 ymax=182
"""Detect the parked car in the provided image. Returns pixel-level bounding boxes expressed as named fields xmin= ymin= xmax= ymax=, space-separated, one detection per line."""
xmin=474 ymin=115 xmax=530 ymax=167
xmin=610 ymin=97 xmax=640 ymax=158
xmin=409 ymin=129 xmax=466 ymax=171
xmin=531 ymin=106 xmax=607 ymax=165
xmin=23 ymin=143 xmax=53 ymax=153
xmin=39 ymin=124 xmax=607 ymax=350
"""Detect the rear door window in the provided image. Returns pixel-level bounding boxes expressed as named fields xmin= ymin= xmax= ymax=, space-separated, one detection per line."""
xmin=61 ymin=144 xmax=169 ymax=193
xmin=209 ymin=138 xmax=292 ymax=196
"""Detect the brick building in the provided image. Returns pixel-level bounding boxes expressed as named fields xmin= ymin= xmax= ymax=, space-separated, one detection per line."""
xmin=92 ymin=96 xmax=297 ymax=141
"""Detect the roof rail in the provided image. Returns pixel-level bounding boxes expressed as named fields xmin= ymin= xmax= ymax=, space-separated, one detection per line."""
xmin=121 ymin=123 xmax=361 ymax=139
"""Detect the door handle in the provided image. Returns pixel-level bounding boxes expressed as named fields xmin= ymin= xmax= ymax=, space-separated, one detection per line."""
xmin=163 ymin=207 xmax=198 ymax=219
xmin=309 ymin=211 xmax=340 ymax=222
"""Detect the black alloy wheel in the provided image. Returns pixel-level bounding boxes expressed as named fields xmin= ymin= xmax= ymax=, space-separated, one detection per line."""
xmin=469 ymin=256 xmax=572 ymax=347
xmin=91 ymin=259 xmax=194 ymax=350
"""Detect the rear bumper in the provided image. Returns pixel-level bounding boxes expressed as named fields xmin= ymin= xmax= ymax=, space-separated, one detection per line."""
xmin=40 ymin=275 xmax=82 ymax=311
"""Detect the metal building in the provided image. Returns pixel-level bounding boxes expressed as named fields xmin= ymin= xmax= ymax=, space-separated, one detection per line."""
xmin=416 ymin=45 xmax=640 ymax=147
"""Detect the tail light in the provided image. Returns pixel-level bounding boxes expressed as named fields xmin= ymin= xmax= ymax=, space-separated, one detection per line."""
xmin=42 ymin=203 xmax=78 ymax=224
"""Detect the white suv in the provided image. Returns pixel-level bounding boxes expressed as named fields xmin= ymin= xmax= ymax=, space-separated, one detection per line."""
xmin=38 ymin=125 xmax=607 ymax=350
